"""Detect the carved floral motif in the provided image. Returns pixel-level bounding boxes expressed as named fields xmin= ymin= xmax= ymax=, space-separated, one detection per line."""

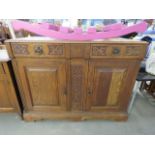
xmin=12 ymin=44 xmax=29 ymax=55
xmin=71 ymin=65 xmax=83 ymax=110
xmin=126 ymin=46 xmax=140 ymax=56
xmin=48 ymin=45 xmax=64 ymax=55
xmin=92 ymin=46 xmax=107 ymax=56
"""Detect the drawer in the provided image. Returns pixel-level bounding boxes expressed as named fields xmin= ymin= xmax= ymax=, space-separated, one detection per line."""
xmin=90 ymin=44 xmax=145 ymax=59
xmin=90 ymin=44 xmax=124 ymax=58
xmin=11 ymin=43 xmax=66 ymax=58
xmin=70 ymin=44 xmax=90 ymax=58
xmin=124 ymin=45 xmax=145 ymax=58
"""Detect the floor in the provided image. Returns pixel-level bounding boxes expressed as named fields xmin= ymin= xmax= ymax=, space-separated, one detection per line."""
xmin=0 ymin=91 xmax=155 ymax=135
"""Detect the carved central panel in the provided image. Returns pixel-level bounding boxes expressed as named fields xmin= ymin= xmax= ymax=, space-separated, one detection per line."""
xmin=92 ymin=46 xmax=107 ymax=56
xmin=71 ymin=65 xmax=83 ymax=110
xmin=48 ymin=45 xmax=64 ymax=55
xmin=12 ymin=44 xmax=29 ymax=55
xmin=126 ymin=46 xmax=141 ymax=56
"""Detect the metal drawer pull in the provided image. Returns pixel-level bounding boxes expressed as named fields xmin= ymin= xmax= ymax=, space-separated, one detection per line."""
xmin=34 ymin=45 xmax=43 ymax=55
xmin=112 ymin=48 xmax=120 ymax=55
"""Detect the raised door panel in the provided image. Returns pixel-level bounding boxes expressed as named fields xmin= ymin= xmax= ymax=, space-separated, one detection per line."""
xmin=26 ymin=67 xmax=59 ymax=106
xmin=0 ymin=78 xmax=12 ymax=108
xmin=0 ymin=62 xmax=21 ymax=113
xmin=15 ymin=59 xmax=67 ymax=112
xmin=86 ymin=60 xmax=139 ymax=112
xmin=69 ymin=60 xmax=88 ymax=111
xmin=0 ymin=74 xmax=16 ymax=112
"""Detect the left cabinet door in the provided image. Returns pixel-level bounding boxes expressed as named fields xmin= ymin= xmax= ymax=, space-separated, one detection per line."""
xmin=14 ymin=59 xmax=67 ymax=112
xmin=0 ymin=62 xmax=20 ymax=112
xmin=0 ymin=76 xmax=14 ymax=111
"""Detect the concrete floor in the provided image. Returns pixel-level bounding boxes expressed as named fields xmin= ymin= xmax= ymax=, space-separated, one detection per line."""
xmin=0 ymin=91 xmax=155 ymax=135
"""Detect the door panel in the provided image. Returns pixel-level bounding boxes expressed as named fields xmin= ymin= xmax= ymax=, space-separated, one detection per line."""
xmin=106 ymin=69 xmax=126 ymax=106
xmin=86 ymin=60 xmax=133 ymax=112
xmin=16 ymin=59 xmax=67 ymax=112
xmin=26 ymin=67 xmax=59 ymax=106
xmin=0 ymin=78 xmax=12 ymax=108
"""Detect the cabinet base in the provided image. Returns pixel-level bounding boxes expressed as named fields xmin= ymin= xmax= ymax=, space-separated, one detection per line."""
xmin=0 ymin=108 xmax=17 ymax=112
xmin=23 ymin=111 xmax=128 ymax=121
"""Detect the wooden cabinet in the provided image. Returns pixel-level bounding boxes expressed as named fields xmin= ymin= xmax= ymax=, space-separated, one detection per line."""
xmin=6 ymin=39 xmax=147 ymax=121
xmin=0 ymin=61 xmax=21 ymax=113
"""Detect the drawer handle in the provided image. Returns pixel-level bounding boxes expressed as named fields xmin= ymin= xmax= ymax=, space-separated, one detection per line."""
xmin=34 ymin=46 xmax=43 ymax=55
xmin=112 ymin=48 xmax=120 ymax=55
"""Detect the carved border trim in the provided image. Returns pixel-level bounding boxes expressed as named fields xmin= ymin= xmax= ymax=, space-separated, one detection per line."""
xmin=92 ymin=46 xmax=107 ymax=56
xmin=126 ymin=46 xmax=141 ymax=56
xmin=48 ymin=45 xmax=64 ymax=56
xmin=12 ymin=44 xmax=29 ymax=55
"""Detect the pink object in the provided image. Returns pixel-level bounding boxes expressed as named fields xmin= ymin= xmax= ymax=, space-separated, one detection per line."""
xmin=74 ymin=27 xmax=82 ymax=34
xmin=35 ymin=22 xmax=60 ymax=31
xmin=12 ymin=20 xmax=148 ymax=40
xmin=40 ymin=23 xmax=51 ymax=29
xmin=88 ymin=27 xmax=96 ymax=33
xmin=59 ymin=26 xmax=69 ymax=33
xmin=103 ymin=23 xmax=126 ymax=31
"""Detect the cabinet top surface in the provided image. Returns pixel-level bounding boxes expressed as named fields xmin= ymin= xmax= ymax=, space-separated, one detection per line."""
xmin=5 ymin=37 xmax=147 ymax=45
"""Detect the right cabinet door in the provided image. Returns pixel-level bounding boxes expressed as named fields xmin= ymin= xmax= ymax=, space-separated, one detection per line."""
xmin=86 ymin=60 xmax=140 ymax=112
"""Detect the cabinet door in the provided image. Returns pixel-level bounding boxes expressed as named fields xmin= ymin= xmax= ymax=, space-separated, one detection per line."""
xmin=0 ymin=63 xmax=18 ymax=112
xmin=0 ymin=76 xmax=13 ymax=111
xmin=86 ymin=60 xmax=140 ymax=112
xmin=15 ymin=59 xmax=67 ymax=112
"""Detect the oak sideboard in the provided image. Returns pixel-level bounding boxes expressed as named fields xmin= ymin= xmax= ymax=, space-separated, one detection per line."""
xmin=5 ymin=38 xmax=147 ymax=121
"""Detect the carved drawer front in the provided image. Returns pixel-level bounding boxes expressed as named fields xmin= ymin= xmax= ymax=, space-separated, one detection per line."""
xmin=70 ymin=44 xmax=90 ymax=58
xmin=11 ymin=43 xmax=65 ymax=58
xmin=90 ymin=44 xmax=124 ymax=58
xmin=11 ymin=43 xmax=29 ymax=56
xmin=125 ymin=45 xmax=144 ymax=58
xmin=47 ymin=44 xmax=65 ymax=57
xmin=91 ymin=44 xmax=108 ymax=58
